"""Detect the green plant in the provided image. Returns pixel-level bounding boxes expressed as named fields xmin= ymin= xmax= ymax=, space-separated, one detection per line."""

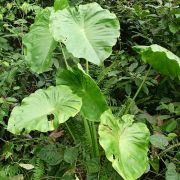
xmin=124 ymin=44 xmax=180 ymax=115
xmin=33 ymin=158 xmax=44 ymax=179
xmin=133 ymin=44 xmax=180 ymax=79
xmin=99 ymin=110 xmax=150 ymax=180
xmin=112 ymin=0 xmax=180 ymax=56
xmin=5 ymin=0 xmax=180 ymax=180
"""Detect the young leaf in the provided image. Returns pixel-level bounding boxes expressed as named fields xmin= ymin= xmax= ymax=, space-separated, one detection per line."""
xmin=166 ymin=163 xmax=179 ymax=180
xmin=86 ymin=158 xmax=100 ymax=173
xmin=50 ymin=2 xmax=120 ymax=66
xmin=99 ymin=110 xmax=150 ymax=180
xmin=64 ymin=147 xmax=78 ymax=164
xmin=23 ymin=8 xmax=57 ymax=73
xmin=150 ymin=134 xmax=169 ymax=150
xmin=7 ymin=86 xmax=82 ymax=134
xmin=149 ymin=157 xmax=159 ymax=172
xmin=54 ymin=0 xmax=69 ymax=11
xmin=161 ymin=120 xmax=177 ymax=133
xmin=56 ymin=67 xmax=108 ymax=121
xmin=38 ymin=144 xmax=63 ymax=165
xmin=133 ymin=44 xmax=180 ymax=79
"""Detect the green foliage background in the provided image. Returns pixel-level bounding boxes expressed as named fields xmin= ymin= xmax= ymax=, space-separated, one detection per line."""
xmin=0 ymin=0 xmax=179 ymax=179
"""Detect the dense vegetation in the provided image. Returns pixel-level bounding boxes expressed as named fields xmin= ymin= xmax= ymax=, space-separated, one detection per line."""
xmin=0 ymin=0 xmax=179 ymax=179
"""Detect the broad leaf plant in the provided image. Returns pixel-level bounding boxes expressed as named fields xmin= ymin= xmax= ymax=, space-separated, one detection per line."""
xmin=7 ymin=0 xmax=180 ymax=179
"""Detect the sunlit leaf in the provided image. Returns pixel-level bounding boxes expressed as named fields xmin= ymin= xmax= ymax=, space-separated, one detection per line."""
xmin=19 ymin=163 xmax=34 ymax=170
xmin=99 ymin=110 xmax=150 ymax=180
xmin=23 ymin=8 xmax=57 ymax=73
xmin=54 ymin=0 xmax=69 ymax=11
xmin=7 ymin=86 xmax=82 ymax=134
xmin=50 ymin=2 xmax=120 ymax=65
xmin=133 ymin=44 xmax=180 ymax=79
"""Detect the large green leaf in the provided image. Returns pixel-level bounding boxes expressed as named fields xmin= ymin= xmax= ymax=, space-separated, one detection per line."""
xmin=7 ymin=86 xmax=82 ymax=134
xmin=23 ymin=8 xmax=57 ymax=73
xmin=50 ymin=3 xmax=120 ymax=65
xmin=133 ymin=44 xmax=180 ymax=79
xmin=56 ymin=67 xmax=108 ymax=121
xmin=99 ymin=110 xmax=150 ymax=180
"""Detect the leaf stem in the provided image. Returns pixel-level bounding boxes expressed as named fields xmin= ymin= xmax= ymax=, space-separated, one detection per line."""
xmin=158 ymin=143 xmax=180 ymax=157
xmin=64 ymin=122 xmax=76 ymax=142
xmin=60 ymin=42 xmax=76 ymax=143
xmin=83 ymin=118 xmax=93 ymax=156
xmin=60 ymin=42 xmax=70 ymax=70
xmin=86 ymin=60 xmax=89 ymax=74
xmin=85 ymin=60 xmax=100 ymax=158
xmin=91 ymin=122 xmax=100 ymax=157
xmin=124 ymin=66 xmax=151 ymax=114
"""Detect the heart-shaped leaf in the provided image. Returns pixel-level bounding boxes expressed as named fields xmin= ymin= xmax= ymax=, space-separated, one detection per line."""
xmin=50 ymin=3 xmax=120 ymax=65
xmin=56 ymin=67 xmax=108 ymax=121
xmin=99 ymin=110 xmax=150 ymax=180
xmin=133 ymin=44 xmax=180 ymax=79
xmin=7 ymin=86 xmax=82 ymax=134
xmin=23 ymin=8 xmax=57 ymax=73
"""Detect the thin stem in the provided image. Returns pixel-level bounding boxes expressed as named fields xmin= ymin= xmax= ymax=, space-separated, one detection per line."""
xmin=60 ymin=43 xmax=70 ymax=70
xmin=65 ymin=122 xmax=76 ymax=142
xmin=84 ymin=61 xmax=94 ymax=156
xmin=158 ymin=143 xmax=180 ymax=157
xmin=60 ymin=43 xmax=76 ymax=143
xmin=85 ymin=60 xmax=100 ymax=158
xmin=124 ymin=66 xmax=151 ymax=114
xmin=97 ymin=55 xmax=119 ymax=84
xmin=86 ymin=60 xmax=89 ymax=74
xmin=0 ymin=138 xmax=6 ymax=142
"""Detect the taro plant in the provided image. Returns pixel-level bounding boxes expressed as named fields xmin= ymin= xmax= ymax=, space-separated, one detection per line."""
xmin=133 ymin=44 xmax=180 ymax=79
xmin=7 ymin=0 xmax=180 ymax=179
xmin=124 ymin=44 xmax=180 ymax=117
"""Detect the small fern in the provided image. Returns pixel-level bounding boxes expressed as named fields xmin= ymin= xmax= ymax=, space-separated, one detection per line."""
xmin=33 ymin=158 xmax=44 ymax=180
xmin=0 ymin=164 xmax=20 ymax=178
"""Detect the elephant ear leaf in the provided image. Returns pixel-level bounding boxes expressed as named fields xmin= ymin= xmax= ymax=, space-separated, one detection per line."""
xmin=7 ymin=86 xmax=82 ymax=134
xmin=56 ymin=67 xmax=108 ymax=121
xmin=50 ymin=2 xmax=120 ymax=66
xmin=99 ymin=110 xmax=150 ymax=180
xmin=133 ymin=44 xmax=180 ymax=79
xmin=23 ymin=8 xmax=57 ymax=74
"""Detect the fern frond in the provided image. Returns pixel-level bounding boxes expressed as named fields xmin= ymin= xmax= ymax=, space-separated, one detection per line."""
xmin=0 ymin=164 xmax=20 ymax=177
xmin=33 ymin=158 xmax=44 ymax=180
